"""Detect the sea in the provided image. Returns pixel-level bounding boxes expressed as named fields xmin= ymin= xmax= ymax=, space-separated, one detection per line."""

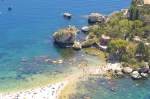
xmin=2 ymin=0 xmax=149 ymax=99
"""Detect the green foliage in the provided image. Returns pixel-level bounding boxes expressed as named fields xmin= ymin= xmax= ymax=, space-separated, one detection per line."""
xmin=81 ymin=38 xmax=98 ymax=48
xmin=129 ymin=6 xmax=139 ymax=20
xmin=129 ymin=0 xmax=140 ymax=20
xmin=135 ymin=42 xmax=150 ymax=61
xmin=107 ymin=39 xmax=128 ymax=61
xmin=86 ymin=0 xmax=150 ymax=66
xmin=107 ymin=39 xmax=128 ymax=54
xmin=119 ymin=19 xmax=133 ymax=35
xmin=53 ymin=26 xmax=78 ymax=43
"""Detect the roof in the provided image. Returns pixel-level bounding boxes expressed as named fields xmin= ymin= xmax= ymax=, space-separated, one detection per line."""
xmin=144 ymin=0 xmax=150 ymax=4
xmin=101 ymin=34 xmax=110 ymax=40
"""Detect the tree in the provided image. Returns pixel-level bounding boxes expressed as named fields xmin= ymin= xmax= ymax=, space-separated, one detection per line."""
xmin=131 ymin=20 xmax=144 ymax=36
xmin=135 ymin=42 xmax=150 ymax=61
xmin=129 ymin=0 xmax=140 ymax=20
xmin=107 ymin=39 xmax=128 ymax=61
xmin=119 ymin=19 xmax=133 ymax=37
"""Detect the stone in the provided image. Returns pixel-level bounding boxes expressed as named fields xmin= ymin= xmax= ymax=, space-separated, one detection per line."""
xmin=138 ymin=67 xmax=149 ymax=73
xmin=88 ymin=13 xmax=106 ymax=24
xmin=141 ymin=73 xmax=148 ymax=78
xmin=57 ymin=60 xmax=63 ymax=64
xmin=133 ymin=36 xmax=141 ymax=42
xmin=131 ymin=71 xmax=142 ymax=80
xmin=81 ymin=39 xmax=96 ymax=48
xmin=115 ymin=70 xmax=124 ymax=77
xmin=72 ymin=41 xmax=82 ymax=50
xmin=63 ymin=12 xmax=72 ymax=19
xmin=81 ymin=26 xmax=89 ymax=32
xmin=122 ymin=67 xmax=133 ymax=74
xmin=53 ymin=26 xmax=78 ymax=47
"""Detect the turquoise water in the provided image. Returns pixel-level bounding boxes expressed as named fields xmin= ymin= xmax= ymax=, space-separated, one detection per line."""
xmin=73 ymin=76 xmax=150 ymax=99
xmin=0 ymin=0 xmax=131 ymax=91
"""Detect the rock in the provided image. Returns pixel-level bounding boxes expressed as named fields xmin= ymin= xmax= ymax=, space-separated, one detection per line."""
xmin=53 ymin=26 xmax=79 ymax=47
xmin=138 ymin=67 xmax=149 ymax=73
xmin=44 ymin=59 xmax=52 ymax=63
xmin=81 ymin=34 xmax=97 ymax=48
xmin=72 ymin=41 xmax=82 ymax=50
xmin=140 ymin=73 xmax=148 ymax=78
xmin=51 ymin=60 xmax=58 ymax=64
xmin=133 ymin=36 xmax=141 ymax=42
xmin=81 ymin=39 xmax=96 ymax=48
xmin=81 ymin=26 xmax=89 ymax=32
xmin=57 ymin=60 xmax=63 ymax=64
xmin=63 ymin=12 xmax=72 ymax=19
xmin=51 ymin=60 xmax=63 ymax=64
xmin=107 ymin=63 xmax=123 ymax=72
xmin=88 ymin=13 xmax=106 ymax=24
xmin=115 ymin=70 xmax=124 ymax=77
xmin=122 ymin=67 xmax=133 ymax=74
xmin=131 ymin=71 xmax=142 ymax=80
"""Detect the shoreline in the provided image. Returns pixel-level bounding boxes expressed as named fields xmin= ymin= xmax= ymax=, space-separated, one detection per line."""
xmin=0 ymin=80 xmax=68 ymax=99
xmin=0 ymin=61 xmax=108 ymax=99
xmin=0 ymin=62 xmax=141 ymax=99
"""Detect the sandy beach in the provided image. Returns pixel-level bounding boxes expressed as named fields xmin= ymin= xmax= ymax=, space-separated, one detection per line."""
xmin=0 ymin=63 xmax=122 ymax=99
xmin=0 ymin=80 xmax=68 ymax=99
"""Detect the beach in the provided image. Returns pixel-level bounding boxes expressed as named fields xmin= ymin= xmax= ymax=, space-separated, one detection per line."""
xmin=0 ymin=81 xmax=68 ymax=99
xmin=0 ymin=62 xmax=119 ymax=99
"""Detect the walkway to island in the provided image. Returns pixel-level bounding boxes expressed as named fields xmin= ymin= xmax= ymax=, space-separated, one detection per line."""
xmin=0 ymin=81 xmax=68 ymax=99
xmin=0 ymin=63 xmax=121 ymax=99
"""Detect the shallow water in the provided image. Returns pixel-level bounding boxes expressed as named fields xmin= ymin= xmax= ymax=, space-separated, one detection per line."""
xmin=0 ymin=0 xmax=131 ymax=91
xmin=73 ymin=76 xmax=150 ymax=99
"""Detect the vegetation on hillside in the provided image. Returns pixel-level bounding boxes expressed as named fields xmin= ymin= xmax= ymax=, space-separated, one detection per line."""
xmin=85 ymin=0 xmax=150 ymax=68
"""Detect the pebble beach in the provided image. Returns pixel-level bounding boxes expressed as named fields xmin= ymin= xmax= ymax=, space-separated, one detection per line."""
xmin=0 ymin=81 xmax=68 ymax=99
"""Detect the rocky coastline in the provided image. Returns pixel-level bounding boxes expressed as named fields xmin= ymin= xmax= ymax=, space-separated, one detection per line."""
xmin=52 ymin=0 xmax=150 ymax=81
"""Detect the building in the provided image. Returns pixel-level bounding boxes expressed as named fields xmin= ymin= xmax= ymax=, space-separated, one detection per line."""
xmin=144 ymin=0 xmax=150 ymax=4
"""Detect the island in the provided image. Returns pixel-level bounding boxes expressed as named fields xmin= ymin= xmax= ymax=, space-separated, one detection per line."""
xmin=0 ymin=0 xmax=149 ymax=99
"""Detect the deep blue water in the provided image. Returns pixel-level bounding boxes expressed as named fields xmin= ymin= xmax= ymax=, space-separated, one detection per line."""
xmin=0 ymin=0 xmax=131 ymax=91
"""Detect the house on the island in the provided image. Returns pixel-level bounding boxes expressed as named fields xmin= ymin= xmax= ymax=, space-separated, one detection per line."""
xmin=133 ymin=36 xmax=141 ymax=42
xmin=144 ymin=0 xmax=150 ymax=4
xmin=98 ymin=34 xmax=111 ymax=51
xmin=142 ymin=15 xmax=150 ymax=26
xmin=121 ymin=9 xmax=129 ymax=17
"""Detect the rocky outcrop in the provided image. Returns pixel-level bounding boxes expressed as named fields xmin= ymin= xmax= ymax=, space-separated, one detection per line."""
xmin=131 ymin=71 xmax=142 ymax=79
xmin=72 ymin=41 xmax=82 ymax=50
xmin=81 ymin=26 xmax=89 ymax=32
xmin=141 ymin=73 xmax=148 ymax=78
xmin=53 ymin=26 xmax=78 ymax=47
xmin=81 ymin=34 xmax=98 ymax=48
xmin=63 ymin=13 xmax=72 ymax=19
xmin=138 ymin=67 xmax=149 ymax=74
xmin=88 ymin=13 xmax=106 ymax=24
xmin=122 ymin=67 xmax=133 ymax=74
xmin=81 ymin=39 xmax=97 ymax=48
xmin=115 ymin=70 xmax=124 ymax=77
